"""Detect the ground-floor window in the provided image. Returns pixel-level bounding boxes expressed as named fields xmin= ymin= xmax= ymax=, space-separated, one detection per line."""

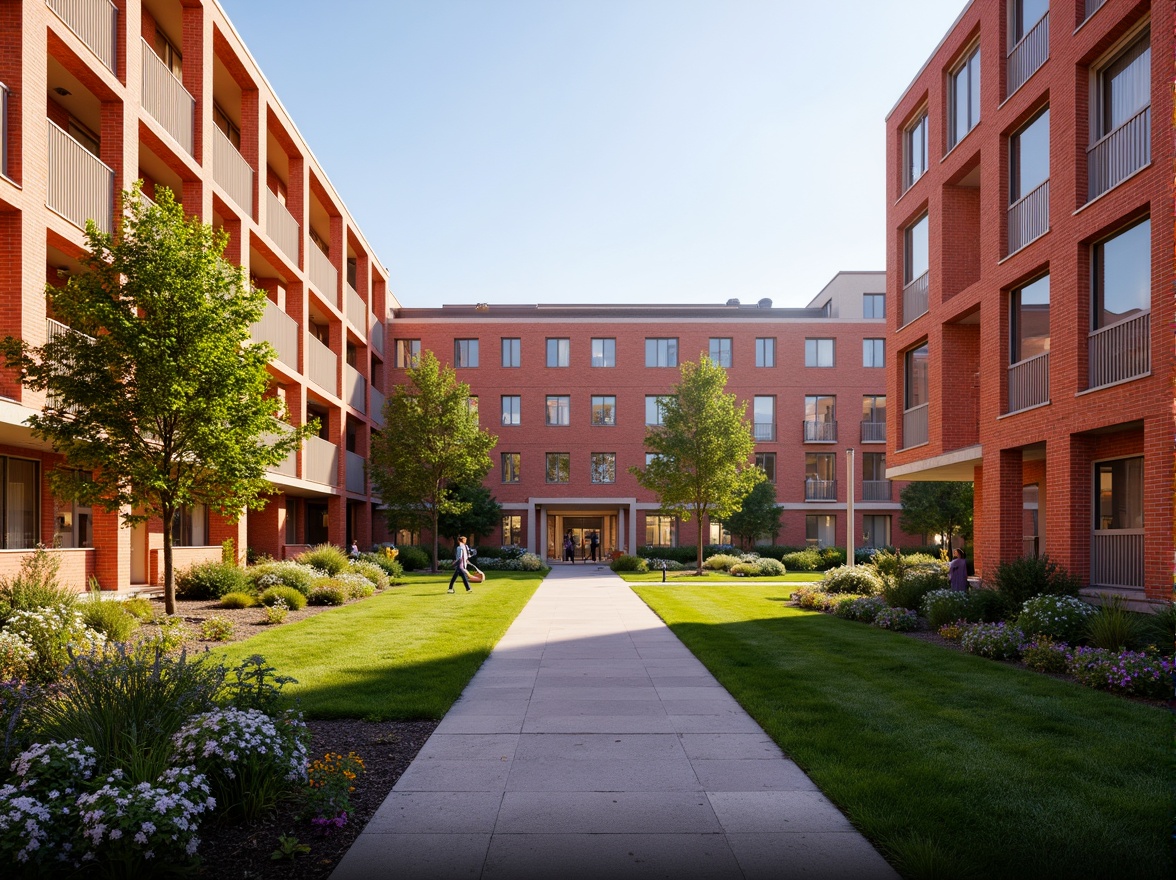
xmin=285 ymin=498 xmax=299 ymax=544
xmin=1091 ymin=455 xmax=1144 ymax=589
xmin=3 ymin=457 xmax=39 ymax=549
xmin=172 ymin=504 xmax=209 ymax=547
xmin=862 ymin=514 xmax=889 ymax=548
xmin=708 ymin=521 xmax=732 ymax=545
xmin=502 ymin=514 xmax=522 ymax=546
xmin=52 ymin=469 xmax=91 ymax=548
xmin=806 ymin=514 xmax=835 ymax=548
xmin=645 ymin=515 xmax=676 ymax=547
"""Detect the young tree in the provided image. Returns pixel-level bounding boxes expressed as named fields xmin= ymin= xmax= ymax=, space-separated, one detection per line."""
xmin=369 ymin=350 xmax=496 ymax=572
xmin=1 ymin=186 xmax=309 ymax=614
xmin=725 ymin=479 xmax=781 ymax=548
xmin=630 ymin=358 xmax=763 ymax=574
xmin=898 ymin=481 xmax=975 ymax=547
xmin=437 ymin=483 xmax=502 ymax=546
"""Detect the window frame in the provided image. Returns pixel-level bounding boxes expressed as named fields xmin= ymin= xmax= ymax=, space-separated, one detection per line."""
xmin=645 ymin=395 xmax=671 ymax=426
xmin=645 ymin=338 xmax=679 ymax=368
xmin=708 ymin=337 xmax=733 ymax=368
xmin=755 ymin=337 xmax=776 ymax=368
xmin=1 ymin=456 xmax=40 ymax=550
xmin=589 ymin=452 xmax=617 ymax=484
xmin=454 ymin=338 xmax=479 ymax=368
xmin=591 ymin=395 xmax=617 ymax=426
xmin=904 ymin=214 xmax=929 ymax=285
xmin=804 ymin=338 xmax=835 ymax=368
xmin=502 ymin=514 xmax=522 ymax=545
xmin=392 ymin=338 xmax=420 ymax=368
xmin=948 ymin=43 xmax=981 ymax=150
xmin=863 ymin=338 xmax=885 ymax=368
xmin=545 ymin=452 xmax=570 ymax=484
xmin=545 ymin=395 xmax=571 ymax=426
xmin=1010 ymin=107 xmax=1050 ymax=203
xmin=863 ymin=293 xmax=885 ymax=319
xmin=904 ymin=110 xmax=928 ymax=189
xmin=645 ymin=514 xmax=676 ymax=547
xmin=501 ymin=452 xmax=521 ymax=483
xmin=501 ymin=337 xmax=521 ymax=368
xmin=754 ymin=451 xmax=776 ymax=484
xmin=1091 ymin=217 xmax=1150 ymax=331
xmin=905 ymin=343 xmax=929 ymax=409
xmin=591 ymin=338 xmax=616 ymax=368
xmin=546 ymin=338 xmax=571 ymax=368
xmin=501 ymin=395 xmax=521 ymax=426
xmin=1009 ymin=273 xmax=1050 ymax=364
xmin=1094 ymin=27 xmax=1151 ymax=142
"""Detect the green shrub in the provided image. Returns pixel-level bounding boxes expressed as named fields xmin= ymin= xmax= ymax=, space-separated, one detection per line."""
xmin=1140 ymin=602 xmax=1176 ymax=655
xmin=1022 ymin=637 xmax=1071 ymax=673
xmin=0 ymin=548 xmax=76 ymax=626
xmin=296 ymin=544 xmax=349 ymax=576
xmin=727 ymin=562 xmax=758 ymax=577
xmin=1017 ymin=595 xmax=1096 ymax=644
xmin=610 ymin=555 xmax=648 ymax=573
xmin=219 ymin=591 xmax=256 ymax=609
xmin=873 ymin=606 xmax=919 ymax=631
xmin=967 ymin=587 xmax=1008 ymax=622
xmin=261 ymin=600 xmax=289 ymax=624
xmin=175 ymin=560 xmax=248 ymax=601
xmin=199 ymin=616 xmax=234 ymax=641
xmin=120 ymin=596 xmax=156 ymax=620
xmin=822 ymin=565 xmax=882 ymax=595
xmin=360 ymin=551 xmax=404 ymax=581
xmin=959 ymin=622 xmax=1025 ymax=660
xmin=1084 ymin=595 xmax=1145 ymax=651
xmin=80 ymin=595 xmax=140 ymax=643
xmin=395 ymin=545 xmax=431 ymax=571
xmin=921 ymin=589 xmax=972 ymax=629
xmin=870 ymin=549 xmax=943 ymax=582
xmin=882 ymin=564 xmax=949 ymax=610
xmin=703 ymin=554 xmax=740 ymax=571
xmin=818 ymin=547 xmax=846 ymax=569
xmin=139 ymin=615 xmax=189 ymax=654
xmin=1067 ymin=647 xmax=1174 ymax=698
xmin=259 ymin=586 xmax=307 ymax=611
xmin=781 ymin=549 xmax=822 ymax=572
xmin=307 ymin=584 xmax=348 ymax=606
xmin=248 ymin=560 xmax=319 ymax=596
xmin=221 ymin=655 xmax=296 ymax=714
xmin=755 ymin=557 xmax=787 ymax=576
xmin=348 ymin=560 xmax=390 ymax=590
xmin=990 ymin=554 xmax=1081 ymax=613
xmin=4 ymin=607 xmax=105 ymax=682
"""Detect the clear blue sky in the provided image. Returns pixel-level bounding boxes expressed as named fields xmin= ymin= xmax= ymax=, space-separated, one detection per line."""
xmin=219 ymin=1 xmax=966 ymax=308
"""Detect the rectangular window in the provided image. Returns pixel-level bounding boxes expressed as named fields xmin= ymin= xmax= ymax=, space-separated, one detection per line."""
xmin=1096 ymin=30 xmax=1150 ymax=140
xmin=862 ymin=515 xmax=891 ymax=548
xmin=546 ymin=338 xmax=570 ymax=367
xmin=755 ymin=338 xmax=776 ymax=368
xmin=863 ymin=293 xmax=885 ymax=319
xmin=806 ymin=514 xmax=836 ymax=548
xmin=708 ymin=521 xmax=732 ymax=546
xmin=753 ymin=396 xmax=775 ymax=441
xmin=862 ymin=394 xmax=887 ymax=423
xmin=501 ymin=452 xmax=521 ymax=483
xmin=804 ymin=338 xmax=834 ymax=368
xmin=501 ymin=395 xmax=521 ymax=426
xmin=863 ymin=338 xmax=884 ymax=368
xmin=904 ymin=111 xmax=928 ymax=189
xmin=502 ymin=338 xmax=521 ymax=368
xmin=454 ymin=339 xmax=479 ymax=368
xmin=905 ymin=214 xmax=929 ymax=285
xmin=645 ymin=514 xmax=676 ymax=547
xmin=755 ymin=452 xmax=776 ymax=483
xmin=3 ymin=458 xmax=39 ymax=550
xmin=591 ymin=395 xmax=616 ymax=426
xmin=804 ymin=395 xmax=836 ymax=440
xmin=545 ymin=452 xmax=570 ymax=483
xmin=1012 ymin=0 xmax=1048 ymax=43
xmin=805 ymin=454 xmax=835 ymax=490
xmin=1093 ymin=218 xmax=1149 ymax=329
xmin=862 ymin=451 xmax=887 ymax=482
xmin=590 ymin=452 xmax=616 ymax=483
xmin=155 ymin=28 xmax=183 ymax=78
xmin=1010 ymin=107 xmax=1049 ymax=202
xmin=708 ymin=338 xmax=732 ymax=368
xmin=949 ymin=45 xmax=981 ymax=149
xmin=394 ymin=339 xmax=420 ymax=368
xmin=645 ymin=338 xmax=678 ymax=367
xmin=1095 ymin=457 xmax=1143 ymax=530
xmin=645 ymin=395 xmax=671 ymax=426
xmin=545 ymin=395 xmax=571 ymax=426
xmin=905 ymin=344 xmax=929 ymax=408
xmin=591 ymin=338 xmax=616 ymax=367
xmin=212 ymin=103 xmax=241 ymax=149
xmin=52 ymin=469 xmax=92 ymax=549
xmin=285 ymin=498 xmax=298 ymax=544
xmin=502 ymin=514 xmax=522 ymax=545
xmin=1011 ymin=274 xmax=1050 ymax=363
xmin=172 ymin=504 xmax=209 ymax=547
xmin=466 ymin=396 xmax=479 ymax=425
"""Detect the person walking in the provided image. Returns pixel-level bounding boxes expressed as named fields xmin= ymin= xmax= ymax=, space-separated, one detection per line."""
xmin=564 ymin=534 xmax=575 ymax=563
xmin=948 ymin=547 xmax=968 ymax=591
xmin=448 ymin=535 xmax=473 ymax=593
xmin=589 ymin=531 xmax=600 ymax=562
xmin=349 ymin=540 xmax=361 ymax=560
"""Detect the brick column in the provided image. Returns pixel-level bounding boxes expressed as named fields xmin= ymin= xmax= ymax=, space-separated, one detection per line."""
xmin=1046 ymin=433 xmax=1091 ymax=587
xmin=979 ymin=448 xmax=1023 ymax=579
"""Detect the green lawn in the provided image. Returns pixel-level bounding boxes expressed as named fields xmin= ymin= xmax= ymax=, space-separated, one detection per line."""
xmin=633 ymin=584 xmax=1171 ymax=880
xmin=615 ymin=570 xmax=822 ymax=583
xmin=215 ymin=571 xmax=543 ymax=720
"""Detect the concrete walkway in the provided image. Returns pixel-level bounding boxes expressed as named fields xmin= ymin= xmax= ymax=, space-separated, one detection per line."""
xmin=332 ymin=565 xmax=897 ymax=879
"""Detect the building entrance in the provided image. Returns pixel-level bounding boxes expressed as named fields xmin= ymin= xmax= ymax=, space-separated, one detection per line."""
xmin=547 ymin=515 xmax=613 ymax=562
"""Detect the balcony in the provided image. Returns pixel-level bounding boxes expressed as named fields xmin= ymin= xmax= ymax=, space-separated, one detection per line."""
xmin=1089 ymin=311 xmax=1149 ymax=389
xmin=47 ymin=0 xmax=118 ymax=74
xmin=307 ymin=335 xmax=337 ymax=395
xmin=902 ymin=403 xmax=929 ymax=449
xmin=140 ymin=37 xmax=194 ymax=154
xmin=344 ymin=363 xmax=366 ymax=413
xmin=304 ymin=436 xmax=339 ymax=487
xmin=370 ymin=386 xmax=386 ymax=427
xmin=753 ymin=422 xmax=775 ymax=442
xmin=369 ymin=319 xmax=385 ymax=358
xmin=803 ymin=420 xmax=837 ymax=443
xmin=249 ymin=298 xmax=298 ymax=368
xmin=1007 ymin=351 xmax=1049 ymax=413
xmin=861 ymin=480 xmax=891 ymax=502
xmin=345 ymin=451 xmax=366 ymax=494
xmin=804 ymin=479 xmax=837 ymax=502
xmin=265 ymin=189 xmax=300 ymax=267
xmin=45 ymin=318 xmax=91 ymax=414
xmin=263 ymin=428 xmax=297 ymax=478
xmin=1007 ymin=12 xmax=1048 ymax=97
xmin=308 ymin=245 xmax=337 ymax=307
xmin=1088 ymin=106 xmax=1150 ymax=202
xmin=861 ymin=420 xmax=886 ymax=443
xmin=902 ymin=271 xmax=928 ymax=325
xmin=1008 ymin=179 xmax=1048 ymax=254
xmin=1084 ymin=0 xmax=1106 ymax=22
xmin=212 ymin=126 xmax=253 ymax=216
xmin=1090 ymin=530 xmax=1143 ymax=589
xmin=46 ymin=120 xmax=114 ymax=232
xmin=345 ymin=283 xmax=366 ymax=335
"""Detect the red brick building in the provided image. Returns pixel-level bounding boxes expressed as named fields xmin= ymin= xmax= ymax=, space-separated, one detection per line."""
xmin=885 ymin=0 xmax=1172 ymax=605
xmin=391 ymin=272 xmax=925 ymax=562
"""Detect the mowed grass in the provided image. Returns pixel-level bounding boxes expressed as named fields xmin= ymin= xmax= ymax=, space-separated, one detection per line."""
xmin=215 ymin=571 xmax=543 ymax=720
xmin=615 ymin=571 xmax=821 ymax=583
xmin=633 ymin=584 xmax=1172 ymax=880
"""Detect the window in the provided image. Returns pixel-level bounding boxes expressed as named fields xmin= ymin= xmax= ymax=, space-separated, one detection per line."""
xmin=1010 ymin=108 xmax=1049 ymax=203
xmin=905 ymin=214 xmax=929 ymax=285
xmin=501 ymin=395 xmax=521 ymax=426
xmin=863 ymin=452 xmax=887 ymax=482
xmin=949 ymin=45 xmax=980 ymax=149
xmin=172 ymin=504 xmax=209 ymax=547
xmin=590 ymin=452 xmax=616 ymax=483
xmin=502 ymin=338 xmax=521 ymax=368
xmin=1010 ymin=274 xmax=1050 ymax=363
xmin=753 ymin=396 xmax=775 ymax=441
xmin=804 ymin=338 xmax=834 ymax=368
xmin=863 ymin=338 xmax=884 ymax=368
xmin=645 ymin=338 xmax=678 ymax=367
xmin=545 ymin=452 xmax=570 ymax=483
xmin=862 ymin=515 xmax=891 ymax=548
xmin=708 ymin=521 xmax=732 ymax=545
xmin=863 ymin=395 xmax=886 ymax=423
xmin=545 ymin=395 xmax=571 ymax=426
xmin=645 ymin=396 xmax=671 ymax=426
xmin=546 ymin=338 xmax=570 ymax=367
xmin=454 ymin=339 xmax=479 ymax=368
xmin=52 ymin=469 xmax=91 ymax=549
xmin=806 ymin=514 xmax=836 ymax=549
xmin=1092 ymin=218 xmax=1149 ymax=329
xmin=68 ymin=118 xmax=100 ymax=157
xmin=645 ymin=453 xmax=660 ymax=467
xmin=502 ymin=514 xmax=522 ymax=546
xmin=154 ymin=28 xmax=183 ymax=78
xmin=804 ymin=395 xmax=836 ymax=443
xmin=1095 ymin=30 xmax=1150 ymax=142
xmin=501 ymin=453 xmax=521 ymax=483
xmin=1095 ymin=457 xmax=1143 ymax=530
xmin=213 ymin=103 xmax=241 ymax=149
xmin=466 ymin=396 xmax=479 ymax=425
xmin=905 ymin=344 xmax=929 ymax=408
xmin=591 ymin=338 xmax=616 ymax=367
xmin=591 ymin=395 xmax=616 ymax=426
xmin=755 ymin=338 xmax=776 ymax=368
xmin=863 ymin=293 xmax=885 ymax=319
xmin=708 ymin=338 xmax=732 ymax=368
xmin=755 ymin=452 xmax=776 ymax=483
xmin=645 ymin=515 xmax=676 ymax=547
xmin=1 ymin=457 xmax=38 ymax=549
xmin=805 ymin=453 xmax=835 ymax=501
xmin=1012 ymin=0 xmax=1048 ymax=43
xmin=285 ymin=498 xmax=298 ymax=544
xmin=904 ymin=111 xmax=928 ymax=189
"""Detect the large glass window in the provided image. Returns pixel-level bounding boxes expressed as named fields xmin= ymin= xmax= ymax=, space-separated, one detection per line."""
xmin=1011 ymin=274 xmax=1050 ymax=362
xmin=454 ymin=339 xmax=479 ymax=368
xmin=466 ymin=396 xmax=479 ymax=426
xmin=1097 ymin=30 xmax=1150 ymax=139
xmin=862 ymin=394 xmax=886 ymax=423
xmin=645 ymin=515 xmax=676 ymax=547
xmin=863 ymin=293 xmax=885 ymax=319
xmin=755 ymin=452 xmax=776 ymax=483
xmin=645 ymin=338 xmax=678 ymax=367
xmin=753 ymin=396 xmax=775 ymax=441
xmin=1095 ymin=457 xmax=1143 ymax=530
xmin=591 ymin=338 xmax=616 ymax=367
xmin=1093 ymin=218 xmax=1149 ymax=329
xmin=862 ymin=452 xmax=887 ymax=482
xmin=545 ymin=395 xmax=571 ymax=426
xmin=591 ymin=395 xmax=616 ymax=426
xmin=545 ymin=452 xmax=570 ymax=483
xmin=904 ymin=214 xmax=928 ymax=284
xmin=1010 ymin=108 xmax=1049 ymax=201
xmin=502 ymin=338 xmax=521 ymax=368
xmin=708 ymin=338 xmax=732 ymax=368
xmin=904 ymin=111 xmax=928 ymax=189
xmin=863 ymin=338 xmax=884 ymax=368
xmin=645 ymin=395 xmax=671 ymax=426
xmin=590 ymin=453 xmax=616 ymax=483
xmin=501 ymin=453 xmax=521 ymax=483
xmin=502 ymin=514 xmax=522 ymax=546
xmin=806 ymin=514 xmax=835 ymax=548
xmin=4 ymin=458 xmax=39 ymax=550
xmin=862 ymin=515 xmax=891 ymax=548
xmin=501 ymin=395 xmax=521 ymax=426
xmin=905 ymin=344 xmax=929 ymax=408
xmin=546 ymin=338 xmax=570 ymax=368
xmin=755 ymin=338 xmax=776 ymax=368
xmin=805 ymin=453 xmax=835 ymax=483
xmin=804 ymin=338 xmax=834 ymax=368
xmin=394 ymin=339 xmax=420 ymax=368
xmin=172 ymin=504 xmax=209 ymax=547
xmin=949 ymin=45 xmax=981 ymax=148
xmin=1012 ymin=0 xmax=1048 ymax=43
xmin=805 ymin=395 xmax=836 ymax=427
xmin=708 ymin=521 xmax=732 ymax=546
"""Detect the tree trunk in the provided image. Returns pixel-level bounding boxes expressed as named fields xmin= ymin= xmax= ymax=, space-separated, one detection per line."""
xmin=696 ymin=516 xmax=704 ymax=576
xmin=162 ymin=506 xmax=176 ymax=615
xmin=431 ymin=507 xmax=440 ymax=573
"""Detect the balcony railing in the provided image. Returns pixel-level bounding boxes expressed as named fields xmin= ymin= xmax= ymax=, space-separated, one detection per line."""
xmin=1008 ymin=179 xmax=1048 ymax=254
xmin=1007 ymin=351 xmax=1049 ymax=413
xmin=47 ymin=0 xmax=118 ymax=73
xmin=902 ymin=271 xmax=929 ymax=325
xmin=345 ymin=283 xmax=366 ymax=336
xmin=1007 ymin=12 xmax=1048 ymax=96
xmin=212 ymin=126 xmax=253 ymax=216
xmin=1090 ymin=530 xmax=1144 ymax=589
xmin=307 ymin=335 xmax=337 ymax=395
xmin=862 ymin=480 xmax=891 ymax=502
xmin=345 ymin=450 xmax=366 ymax=494
xmin=370 ymin=386 xmax=386 ymax=428
xmin=45 ymin=318 xmax=91 ymax=414
xmin=304 ymin=436 xmax=339 ymax=487
xmin=249 ymin=298 xmax=298 ymax=368
xmin=1088 ymin=106 xmax=1150 ymax=201
xmin=265 ymin=189 xmax=300 ymax=267
xmin=861 ymin=420 xmax=886 ymax=443
xmin=46 ymin=120 xmax=114 ymax=232
xmin=803 ymin=420 xmax=837 ymax=442
xmin=263 ymin=428 xmax=297 ymax=478
xmin=1089 ymin=311 xmax=1149 ymax=389
xmin=369 ymin=319 xmax=385 ymax=358
xmin=753 ymin=422 xmax=775 ymax=442
xmin=140 ymin=37 xmax=194 ymax=154
xmin=902 ymin=403 xmax=929 ymax=448
xmin=1084 ymin=0 xmax=1107 ymax=22
xmin=804 ymin=479 xmax=837 ymax=502
xmin=344 ymin=363 xmax=366 ymax=413
xmin=308 ymin=245 xmax=337 ymax=307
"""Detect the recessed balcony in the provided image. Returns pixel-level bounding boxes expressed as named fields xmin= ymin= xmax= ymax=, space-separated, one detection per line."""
xmin=344 ymin=363 xmax=366 ymax=413
xmin=307 ymin=335 xmax=337 ymax=395
xmin=212 ymin=126 xmax=253 ymax=216
xmin=309 ymin=246 xmax=338 ymax=308
xmin=1007 ymin=12 xmax=1048 ymax=97
xmin=46 ymin=120 xmax=113 ymax=232
xmin=47 ymin=0 xmax=118 ymax=75
xmin=140 ymin=37 xmax=194 ymax=154
xmin=1007 ymin=351 xmax=1049 ymax=413
xmin=345 ymin=283 xmax=366 ymax=336
xmin=860 ymin=420 xmax=886 ymax=443
xmin=804 ymin=479 xmax=837 ymax=502
xmin=304 ymin=436 xmax=338 ymax=487
xmin=345 ymin=450 xmax=366 ymax=494
xmin=265 ymin=189 xmax=300 ymax=267
xmin=861 ymin=480 xmax=891 ymax=502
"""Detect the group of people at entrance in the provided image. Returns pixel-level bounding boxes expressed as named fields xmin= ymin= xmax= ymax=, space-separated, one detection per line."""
xmin=564 ymin=530 xmax=600 ymax=563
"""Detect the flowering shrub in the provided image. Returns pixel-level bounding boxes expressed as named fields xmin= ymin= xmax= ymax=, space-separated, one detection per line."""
xmin=642 ymin=558 xmax=689 ymax=572
xmin=0 ymin=783 xmax=74 ymax=870
xmin=261 ymin=599 xmax=289 ymax=625
xmin=960 ymin=622 xmax=1026 ymax=660
xmin=347 ymin=561 xmax=390 ymax=591
xmin=728 ymin=562 xmax=760 ymax=577
xmin=307 ymin=585 xmax=347 ymax=606
xmin=1017 ymin=595 xmax=1096 ymax=644
xmin=830 ymin=595 xmax=868 ymax=618
xmin=921 ymin=589 xmax=973 ymax=629
xmin=1021 ymin=637 xmax=1071 ymax=674
xmin=137 ymin=615 xmax=188 ymax=654
xmin=873 ymin=606 xmax=919 ymax=631
xmin=218 ymin=591 xmax=255 ymax=609
xmin=791 ymin=586 xmax=826 ymax=609
xmin=0 ymin=630 xmax=36 ymax=680
xmin=754 ymin=558 xmax=787 ymax=576
xmin=198 ymin=617 xmax=234 ymax=642
xmin=937 ymin=621 xmax=966 ymax=641
xmin=11 ymin=739 xmax=99 ymax=794
xmin=459 ymin=552 xmax=543 ymax=571
xmin=781 ymin=549 xmax=821 ymax=572
xmin=4 ymin=607 xmax=105 ymax=681
xmin=1066 ymin=648 xmax=1175 ymax=699
xmin=822 ymin=565 xmax=883 ymax=595
xmin=305 ymin=751 xmax=365 ymax=826
xmin=703 ymin=554 xmax=740 ymax=571
xmin=249 ymin=561 xmax=323 ymax=596
xmin=330 ymin=572 xmax=377 ymax=599
xmin=259 ymin=586 xmax=306 ymax=611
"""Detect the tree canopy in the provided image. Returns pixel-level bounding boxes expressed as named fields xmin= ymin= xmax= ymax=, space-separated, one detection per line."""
xmin=898 ymin=481 xmax=975 ymax=547
xmin=437 ymin=483 xmax=502 ymax=546
xmin=369 ymin=350 xmax=496 ymax=571
xmin=724 ymin=479 xmax=781 ymax=548
xmin=1 ymin=185 xmax=308 ymax=613
xmin=630 ymin=358 xmax=763 ymax=573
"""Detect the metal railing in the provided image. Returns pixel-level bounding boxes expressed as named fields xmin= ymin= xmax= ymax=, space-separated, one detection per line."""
xmin=307 ymin=334 xmax=337 ymax=395
xmin=902 ymin=403 xmax=929 ymax=448
xmin=345 ymin=283 xmax=366 ymax=335
xmin=47 ymin=0 xmax=118 ymax=74
xmin=861 ymin=420 xmax=886 ymax=443
xmin=753 ymin=422 xmax=775 ymax=442
xmin=1089 ymin=311 xmax=1149 ymax=388
xmin=304 ymin=436 xmax=339 ymax=487
xmin=1090 ymin=530 xmax=1144 ymax=588
xmin=45 ymin=318 xmax=90 ymax=414
xmin=265 ymin=189 xmax=300 ymax=266
xmin=308 ymin=245 xmax=337 ymax=307
xmin=212 ymin=126 xmax=253 ymax=216
xmin=1084 ymin=0 xmax=1107 ymax=21
xmin=902 ymin=271 xmax=929 ymax=325
xmin=1088 ymin=106 xmax=1150 ymax=201
xmin=46 ymin=120 xmax=114 ymax=232
xmin=345 ymin=450 xmax=366 ymax=494
xmin=1007 ymin=351 xmax=1049 ymax=413
xmin=344 ymin=363 xmax=366 ymax=413
xmin=140 ymin=38 xmax=193 ymax=154
xmin=263 ymin=428 xmax=297 ymax=477
xmin=862 ymin=480 xmax=891 ymax=502
xmin=369 ymin=319 xmax=385 ymax=357
xmin=249 ymin=298 xmax=298 ymax=368
xmin=803 ymin=420 xmax=837 ymax=442
xmin=1008 ymin=179 xmax=1048 ymax=254
xmin=1007 ymin=12 xmax=1048 ymax=96
xmin=804 ymin=479 xmax=837 ymax=502
xmin=370 ymin=386 xmax=386 ymax=427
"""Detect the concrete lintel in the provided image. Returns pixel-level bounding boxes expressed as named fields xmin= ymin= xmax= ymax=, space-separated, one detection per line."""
xmin=886 ymin=444 xmax=982 ymax=481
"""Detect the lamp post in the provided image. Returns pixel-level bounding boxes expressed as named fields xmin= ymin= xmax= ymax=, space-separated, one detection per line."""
xmin=846 ymin=447 xmax=855 ymax=568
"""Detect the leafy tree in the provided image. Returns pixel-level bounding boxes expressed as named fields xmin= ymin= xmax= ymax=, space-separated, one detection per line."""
xmin=1 ymin=186 xmax=309 ymax=614
xmin=725 ymin=479 xmax=781 ymax=548
xmin=369 ymin=350 xmax=496 ymax=571
xmin=630 ymin=358 xmax=763 ymax=574
xmin=898 ymin=481 xmax=974 ymax=547
xmin=437 ymin=483 xmax=502 ymax=546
